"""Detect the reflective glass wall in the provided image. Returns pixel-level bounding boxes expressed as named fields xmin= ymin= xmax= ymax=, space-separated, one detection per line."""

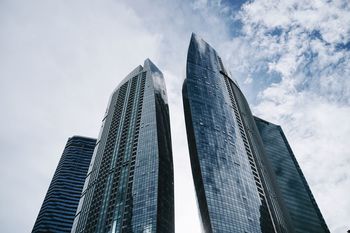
xmin=71 ymin=59 xmax=174 ymax=233
xmin=255 ymin=117 xmax=330 ymax=233
xmin=182 ymin=34 xmax=289 ymax=233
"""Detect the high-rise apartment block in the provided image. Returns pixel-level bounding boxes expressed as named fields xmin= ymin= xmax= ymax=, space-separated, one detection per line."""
xmin=32 ymin=136 xmax=96 ymax=233
xmin=71 ymin=59 xmax=174 ymax=233
xmin=182 ymin=33 xmax=329 ymax=233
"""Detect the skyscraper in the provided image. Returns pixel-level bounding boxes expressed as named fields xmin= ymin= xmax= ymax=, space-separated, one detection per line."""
xmin=32 ymin=136 xmax=96 ymax=233
xmin=71 ymin=59 xmax=174 ymax=233
xmin=254 ymin=117 xmax=330 ymax=233
xmin=182 ymin=34 xmax=304 ymax=233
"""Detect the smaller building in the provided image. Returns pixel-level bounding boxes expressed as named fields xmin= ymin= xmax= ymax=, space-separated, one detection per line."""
xmin=32 ymin=136 xmax=96 ymax=233
xmin=254 ymin=117 xmax=330 ymax=233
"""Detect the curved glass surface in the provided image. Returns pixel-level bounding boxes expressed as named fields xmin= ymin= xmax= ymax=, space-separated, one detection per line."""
xmin=183 ymin=34 xmax=276 ymax=233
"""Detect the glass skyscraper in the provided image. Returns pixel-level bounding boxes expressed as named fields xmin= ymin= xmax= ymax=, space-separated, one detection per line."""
xmin=182 ymin=33 xmax=328 ymax=233
xmin=71 ymin=59 xmax=174 ymax=233
xmin=32 ymin=136 xmax=96 ymax=233
xmin=255 ymin=117 xmax=330 ymax=233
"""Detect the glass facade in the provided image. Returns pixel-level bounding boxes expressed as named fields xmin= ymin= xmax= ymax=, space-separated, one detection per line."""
xmin=254 ymin=117 xmax=330 ymax=233
xmin=32 ymin=136 xmax=96 ymax=233
xmin=182 ymin=34 xmax=293 ymax=233
xmin=71 ymin=59 xmax=174 ymax=233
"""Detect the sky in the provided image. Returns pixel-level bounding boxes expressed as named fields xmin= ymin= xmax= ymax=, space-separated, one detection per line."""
xmin=0 ymin=0 xmax=349 ymax=232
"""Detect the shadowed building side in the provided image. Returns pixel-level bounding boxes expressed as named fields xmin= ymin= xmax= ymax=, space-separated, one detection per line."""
xmin=255 ymin=117 xmax=330 ymax=233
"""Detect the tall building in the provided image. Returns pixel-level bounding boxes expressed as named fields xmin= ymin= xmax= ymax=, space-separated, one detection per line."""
xmin=182 ymin=33 xmax=292 ymax=233
xmin=71 ymin=59 xmax=174 ymax=233
xmin=254 ymin=117 xmax=330 ymax=233
xmin=183 ymin=33 xmax=329 ymax=233
xmin=183 ymin=33 xmax=300 ymax=233
xmin=32 ymin=136 xmax=96 ymax=233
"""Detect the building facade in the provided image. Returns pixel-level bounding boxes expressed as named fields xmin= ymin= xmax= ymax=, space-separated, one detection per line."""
xmin=254 ymin=117 xmax=330 ymax=233
xmin=32 ymin=136 xmax=96 ymax=233
xmin=183 ymin=34 xmax=296 ymax=233
xmin=71 ymin=59 xmax=174 ymax=233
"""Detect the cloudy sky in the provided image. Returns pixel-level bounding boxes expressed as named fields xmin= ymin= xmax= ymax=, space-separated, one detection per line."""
xmin=1 ymin=0 xmax=349 ymax=232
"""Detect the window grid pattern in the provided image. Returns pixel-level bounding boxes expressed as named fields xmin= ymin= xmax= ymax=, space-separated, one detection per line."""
xmin=108 ymin=74 xmax=146 ymax=232
xmin=72 ymin=60 xmax=173 ymax=233
xmin=128 ymin=61 xmax=174 ymax=233
xmin=229 ymin=82 xmax=294 ymax=233
xmin=129 ymin=73 xmax=158 ymax=233
xmin=84 ymin=82 xmax=129 ymax=233
xmin=223 ymin=74 xmax=275 ymax=233
xmin=83 ymin=74 xmax=145 ymax=233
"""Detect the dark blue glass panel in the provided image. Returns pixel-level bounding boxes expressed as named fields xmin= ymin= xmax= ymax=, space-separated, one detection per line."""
xmin=255 ymin=117 xmax=330 ymax=233
xmin=32 ymin=136 xmax=96 ymax=233
xmin=183 ymin=34 xmax=277 ymax=233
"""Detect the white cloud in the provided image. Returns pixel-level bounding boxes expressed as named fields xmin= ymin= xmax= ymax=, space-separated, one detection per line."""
xmin=0 ymin=0 xmax=161 ymax=232
xmin=254 ymin=90 xmax=350 ymax=232
xmin=1 ymin=0 xmax=349 ymax=232
xmin=225 ymin=0 xmax=350 ymax=232
xmin=0 ymin=0 xmax=233 ymax=232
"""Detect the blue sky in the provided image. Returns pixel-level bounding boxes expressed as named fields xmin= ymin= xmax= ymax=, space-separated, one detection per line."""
xmin=0 ymin=0 xmax=349 ymax=232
